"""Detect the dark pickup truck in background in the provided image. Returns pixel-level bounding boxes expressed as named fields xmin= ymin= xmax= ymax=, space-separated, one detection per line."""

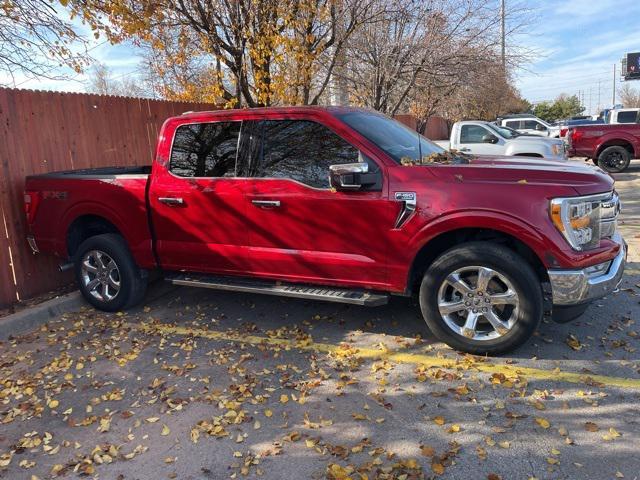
xmin=24 ymin=107 xmax=625 ymax=355
xmin=567 ymin=122 xmax=640 ymax=172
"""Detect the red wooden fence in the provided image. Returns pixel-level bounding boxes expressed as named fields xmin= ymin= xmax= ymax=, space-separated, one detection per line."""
xmin=0 ymin=88 xmax=217 ymax=308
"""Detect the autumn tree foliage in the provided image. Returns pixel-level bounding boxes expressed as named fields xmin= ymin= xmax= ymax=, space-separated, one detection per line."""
xmin=68 ymin=0 xmax=376 ymax=107
xmin=0 ymin=0 xmax=90 ymax=85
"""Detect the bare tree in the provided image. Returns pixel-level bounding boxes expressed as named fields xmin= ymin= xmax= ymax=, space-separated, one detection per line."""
xmin=0 ymin=0 xmax=89 ymax=85
xmin=86 ymin=62 xmax=152 ymax=98
xmin=618 ymin=82 xmax=640 ymax=108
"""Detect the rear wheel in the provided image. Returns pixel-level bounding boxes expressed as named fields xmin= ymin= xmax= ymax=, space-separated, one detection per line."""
xmin=419 ymin=242 xmax=543 ymax=355
xmin=597 ymin=146 xmax=630 ymax=173
xmin=75 ymin=234 xmax=147 ymax=311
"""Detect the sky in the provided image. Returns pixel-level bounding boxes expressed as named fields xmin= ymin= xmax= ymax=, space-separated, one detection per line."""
xmin=514 ymin=0 xmax=640 ymax=114
xmin=3 ymin=0 xmax=640 ymax=116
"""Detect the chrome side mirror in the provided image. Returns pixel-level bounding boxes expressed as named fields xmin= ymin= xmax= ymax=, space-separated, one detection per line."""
xmin=329 ymin=162 xmax=369 ymax=190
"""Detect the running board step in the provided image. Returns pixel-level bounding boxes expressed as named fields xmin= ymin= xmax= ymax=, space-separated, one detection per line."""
xmin=166 ymin=274 xmax=389 ymax=306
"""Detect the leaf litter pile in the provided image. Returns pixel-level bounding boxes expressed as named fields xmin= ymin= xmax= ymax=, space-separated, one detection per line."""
xmin=1 ymin=292 xmax=639 ymax=479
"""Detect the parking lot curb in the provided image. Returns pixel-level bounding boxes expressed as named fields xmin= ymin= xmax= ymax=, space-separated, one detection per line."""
xmin=0 ymin=290 xmax=84 ymax=340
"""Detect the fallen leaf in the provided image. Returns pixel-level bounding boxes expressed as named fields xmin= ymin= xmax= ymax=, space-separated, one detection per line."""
xmin=535 ymin=417 xmax=550 ymax=429
xmin=161 ymin=424 xmax=170 ymax=436
xmin=585 ymin=422 xmax=599 ymax=432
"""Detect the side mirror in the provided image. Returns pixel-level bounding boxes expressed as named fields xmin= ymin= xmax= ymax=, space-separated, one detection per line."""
xmin=535 ymin=124 xmax=547 ymax=131
xmin=481 ymin=134 xmax=499 ymax=144
xmin=329 ymin=162 xmax=371 ymax=190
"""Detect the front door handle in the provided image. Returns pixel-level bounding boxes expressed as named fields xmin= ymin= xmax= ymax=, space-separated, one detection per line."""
xmin=252 ymin=200 xmax=281 ymax=208
xmin=158 ymin=197 xmax=184 ymax=206
xmin=459 ymin=147 xmax=471 ymax=152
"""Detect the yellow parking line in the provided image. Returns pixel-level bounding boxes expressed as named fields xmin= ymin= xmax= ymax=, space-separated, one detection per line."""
xmin=136 ymin=323 xmax=640 ymax=390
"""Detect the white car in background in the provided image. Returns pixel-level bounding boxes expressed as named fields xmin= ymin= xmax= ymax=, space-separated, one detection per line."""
xmin=497 ymin=114 xmax=561 ymax=138
xmin=435 ymin=121 xmax=566 ymax=160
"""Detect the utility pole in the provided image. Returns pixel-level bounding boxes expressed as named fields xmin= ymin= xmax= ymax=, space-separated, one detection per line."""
xmin=500 ymin=0 xmax=506 ymax=71
xmin=597 ymin=79 xmax=602 ymax=112
xmin=588 ymin=87 xmax=592 ymax=115
xmin=612 ymin=63 xmax=616 ymax=107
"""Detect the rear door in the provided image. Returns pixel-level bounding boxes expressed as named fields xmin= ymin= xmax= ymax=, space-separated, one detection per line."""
xmin=241 ymin=118 xmax=395 ymax=290
xmin=149 ymin=120 xmax=252 ymax=274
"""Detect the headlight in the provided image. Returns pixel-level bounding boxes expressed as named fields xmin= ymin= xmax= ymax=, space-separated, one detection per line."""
xmin=550 ymin=196 xmax=601 ymax=250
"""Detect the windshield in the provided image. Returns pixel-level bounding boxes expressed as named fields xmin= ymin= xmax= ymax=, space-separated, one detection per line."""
xmin=486 ymin=123 xmax=518 ymax=139
xmin=336 ymin=111 xmax=445 ymax=164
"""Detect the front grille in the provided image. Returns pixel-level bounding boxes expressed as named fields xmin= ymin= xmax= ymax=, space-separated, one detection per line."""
xmin=599 ymin=192 xmax=619 ymax=240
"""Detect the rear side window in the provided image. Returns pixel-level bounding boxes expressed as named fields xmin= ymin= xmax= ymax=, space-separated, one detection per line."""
xmin=505 ymin=120 xmax=521 ymax=129
xmin=617 ymin=111 xmax=638 ymax=123
xmin=170 ymin=122 xmax=241 ymax=177
xmin=256 ymin=120 xmax=359 ymax=188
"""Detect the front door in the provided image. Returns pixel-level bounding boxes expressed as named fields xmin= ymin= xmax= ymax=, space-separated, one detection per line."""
xmin=458 ymin=124 xmax=505 ymax=155
xmin=149 ymin=120 xmax=252 ymax=274
xmin=241 ymin=119 xmax=395 ymax=291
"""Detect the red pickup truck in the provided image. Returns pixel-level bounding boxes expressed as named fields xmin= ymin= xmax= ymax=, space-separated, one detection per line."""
xmin=24 ymin=107 xmax=625 ymax=354
xmin=567 ymin=122 xmax=640 ymax=172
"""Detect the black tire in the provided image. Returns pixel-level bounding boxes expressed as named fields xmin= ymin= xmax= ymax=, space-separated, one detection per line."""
xmin=74 ymin=233 xmax=147 ymax=312
xmin=597 ymin=146 xmax=631 ymax=173
xmin=418 ymin=242 xmax=543 ymax=355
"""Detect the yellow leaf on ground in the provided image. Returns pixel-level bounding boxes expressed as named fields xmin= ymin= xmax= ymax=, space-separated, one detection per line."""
xmin=280 ymin=394 xmax=289 ymax=404
xmin=161 ymin=425 xmax=170 ymax=436
xmin=535 ymin=417 xmax=550 ymax=429
xmin=433 ymin=416 xmax=445 ymax=425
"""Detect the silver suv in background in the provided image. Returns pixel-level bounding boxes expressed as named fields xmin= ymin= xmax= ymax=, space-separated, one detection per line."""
xmin=497 ymin=114 xmax=561 ymax=138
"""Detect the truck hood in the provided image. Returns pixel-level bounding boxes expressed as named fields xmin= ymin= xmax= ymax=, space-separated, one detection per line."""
xmin=429 ymin=155 xmax=614 ymax=196
xmin=511 ymin=136 xmax=564 ymax=147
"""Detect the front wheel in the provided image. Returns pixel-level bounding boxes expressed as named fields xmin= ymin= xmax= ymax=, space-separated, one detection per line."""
xmin=74 ymin=233 xmax=147 ymax=312
xmin=419 ymin=242 xmax=543 ymax=355
xmin=597 ymin=146 xmax=630 ymax=173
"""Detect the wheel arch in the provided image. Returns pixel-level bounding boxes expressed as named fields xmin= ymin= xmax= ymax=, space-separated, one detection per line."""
xmin=66 ymin=214 xmax=122 ymax=258
xmin=596 ymin=137 xmax=636 ymax=159
xmin=406 ymin=227 xmax=550 ymax=297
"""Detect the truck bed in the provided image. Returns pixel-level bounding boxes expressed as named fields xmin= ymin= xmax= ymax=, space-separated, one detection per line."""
xmin=27 ymin=165 xmax=152 ymax=179
xmin=25 ymin=165 xmax=155 ymax=269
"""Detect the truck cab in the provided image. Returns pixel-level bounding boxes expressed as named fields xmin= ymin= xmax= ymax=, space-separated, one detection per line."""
xmin=436 ymin=121 xmax=566 ymax=160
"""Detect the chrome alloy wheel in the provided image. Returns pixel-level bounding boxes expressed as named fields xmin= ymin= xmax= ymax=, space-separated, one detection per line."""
xmin=80 ymin=250 xmax=121 ymax=302
xmin=437 ymin=266 xmax=519 ymax=341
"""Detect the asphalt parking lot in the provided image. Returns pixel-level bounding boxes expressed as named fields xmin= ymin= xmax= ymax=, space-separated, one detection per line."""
xmin=2 ymin=159 xmax=640 ymax=480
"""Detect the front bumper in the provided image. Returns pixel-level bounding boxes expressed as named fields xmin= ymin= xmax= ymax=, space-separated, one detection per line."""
xmin=548 ymin=233 xmax=626 ymax=306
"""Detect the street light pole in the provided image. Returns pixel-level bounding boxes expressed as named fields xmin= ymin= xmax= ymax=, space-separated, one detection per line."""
xmin=500 ymin=0 xmax=506 ymax=71
xmin=612 ymin=63 xmax=616 ymax=107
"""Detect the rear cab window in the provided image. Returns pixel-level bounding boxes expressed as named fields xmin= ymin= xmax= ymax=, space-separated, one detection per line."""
xmin=169 ymin=122 xmax=241 ymax=178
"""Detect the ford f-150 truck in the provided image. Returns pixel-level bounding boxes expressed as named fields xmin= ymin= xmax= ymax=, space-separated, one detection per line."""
xmin=24 ymin=107 xmax=625 ymax=355
xmin=435 ymin=121 xmax=566 ymax=159
xmin=567 ymin=122 xmax=640 ymax=173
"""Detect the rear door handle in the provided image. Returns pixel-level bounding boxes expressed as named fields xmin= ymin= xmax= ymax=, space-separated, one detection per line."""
xmin=252 ymin=200 xmax=281 ymax=208
xmin=158 ymin=197 xmax=184 ymax=206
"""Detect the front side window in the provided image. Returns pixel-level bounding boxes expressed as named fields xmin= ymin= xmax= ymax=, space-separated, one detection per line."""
xmin=256 ymin=120 xmax=360 ymax=188
xmin=522 ymin=120 xmax=541 ymax=130
xmin=336 ymin=111 xmax=444 ymax=164
xmin=460 ymin=125 xmax=491 ymax=143
xmin=505 ymin=120 xmax=521 ymax=129
xmin=170 ymin=122 xmax=241 ymax=177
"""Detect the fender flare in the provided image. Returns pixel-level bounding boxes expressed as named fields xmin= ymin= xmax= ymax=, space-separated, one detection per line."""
xmin=595 ymin=133 xmax=638 ymax=158
xmin=56 ymin=201 xmax=137 ymax=257
xmin=407 ymin=210 xmax=552 ymax=270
